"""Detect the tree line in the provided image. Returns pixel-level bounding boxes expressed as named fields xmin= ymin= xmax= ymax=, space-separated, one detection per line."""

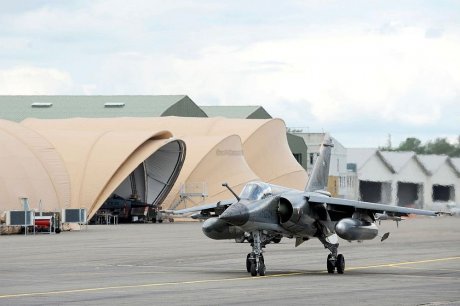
xmin=381 ymin=136 xmax=460 ymax=157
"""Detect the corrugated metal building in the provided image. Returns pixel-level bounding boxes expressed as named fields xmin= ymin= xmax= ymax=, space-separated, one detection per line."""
xmin=0 ymin=95 xmax=207 ymax=121
xmin=347 ymin=149 xmax=460 ymax=210
xmin=418 ymin=155 xmax=460 ymax=210
xmin=200 ymin=105 xmax=271 ymax=119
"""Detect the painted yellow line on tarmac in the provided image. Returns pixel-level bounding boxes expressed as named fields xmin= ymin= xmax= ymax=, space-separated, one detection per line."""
xmin=0 ymin=272 xmax=303 ymax=299
xmin=0 ymin=256 xmax=459 ymax=300
xmin=346 ymin=256 xmax=460 ymax=271
xmin=390 ymin=266 xmax=460 ymax=273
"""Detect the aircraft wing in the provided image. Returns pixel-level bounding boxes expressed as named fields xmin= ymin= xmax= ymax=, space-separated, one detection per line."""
xmin=308 ymin=194 xmax=443 ymax=217
xmin=169 ymin=198 xmax=235 ymax=218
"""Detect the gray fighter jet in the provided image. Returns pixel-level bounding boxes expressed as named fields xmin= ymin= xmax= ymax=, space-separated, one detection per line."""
xmin=174 ymin=136 xmax=447 ymax=276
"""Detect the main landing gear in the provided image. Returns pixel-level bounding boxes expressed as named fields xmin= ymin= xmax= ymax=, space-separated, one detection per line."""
xmin=245 ymin=231 xmax=267 ymax=277
xmin=319 ymin=235 xmax=345 ymax=274
xmin=327 ymin=253 xmax=345 ymax=274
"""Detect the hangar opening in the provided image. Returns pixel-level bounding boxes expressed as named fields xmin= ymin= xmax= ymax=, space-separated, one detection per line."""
xmin=432 ymin=185 xmax=455 ymax=202
xmin=397 ymin=182 xmax=423 ymax=208
xmin=96 ymin=140 xmax=185 ymax=223
xmin=359 ymin=180 xmax=391 ymax=204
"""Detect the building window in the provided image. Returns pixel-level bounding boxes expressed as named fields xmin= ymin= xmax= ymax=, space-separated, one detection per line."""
xmin=293 ymin=153 xmax=302 ymax=165
xmin=309 ymin=153 xmax=314 ymax=165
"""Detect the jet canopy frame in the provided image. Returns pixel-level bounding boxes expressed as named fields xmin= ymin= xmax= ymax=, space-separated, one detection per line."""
xmin=239 ymin=182 xmax=272 ymax=201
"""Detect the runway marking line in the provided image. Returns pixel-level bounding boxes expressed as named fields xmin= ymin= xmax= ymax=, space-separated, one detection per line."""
xmin=346 ymin=256 xmax=460 ymax=271
xmin=1 ymin=256 xmax=459 ymax=300
xmin=390 ymin=266 xmax=460 ymax=273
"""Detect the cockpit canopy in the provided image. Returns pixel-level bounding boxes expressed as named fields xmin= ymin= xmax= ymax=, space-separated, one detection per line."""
xmin=239 ymin=181 xmax=272 ymax=201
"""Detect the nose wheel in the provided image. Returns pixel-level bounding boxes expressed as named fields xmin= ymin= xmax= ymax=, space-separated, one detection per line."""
xmin=246 ymin=252 xmax=265 ymax=276
xmin=245 ymin=231 xmax=267 ymax=276
xmin=327 ymin=253 xmax=345 ymax=274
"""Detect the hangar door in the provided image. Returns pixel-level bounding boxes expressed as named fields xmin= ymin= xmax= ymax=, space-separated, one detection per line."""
xmin=111 ymin=141 xmax=185 ymax=205
xmin=359 ymin=180 xmax=391 ymax=204
xmin=432 ymin=184 xmax=455 ymax=202
xmin=397 ymin=182 xmax=423 ymax=208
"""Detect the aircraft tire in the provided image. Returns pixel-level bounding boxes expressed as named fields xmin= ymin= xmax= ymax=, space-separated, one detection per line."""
xmin=327 ymin=254 xmax=335 ymax=274
xmin=272 ymin=237 xmax=281 ymax=244
xmin=246 ymin=253 xmax=252 ymax=272
xmin=250 ymin=262 xmax=257 ymax=276
xmin=259 ymin=262 xmax=266 ymax=276
xmin=336 ymin=254 xmax=345 ymax=274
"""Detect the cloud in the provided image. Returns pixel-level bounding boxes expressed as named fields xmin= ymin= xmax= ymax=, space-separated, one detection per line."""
xmin=147 ymin=26 xmax=460 ymax=127
xmin=75 ymin=24 xmax=460 ymax=143
xmin=0 ymin=66 xmax=74 ymax=94
xmin=0 ymin=1 xmax=459 ymax=147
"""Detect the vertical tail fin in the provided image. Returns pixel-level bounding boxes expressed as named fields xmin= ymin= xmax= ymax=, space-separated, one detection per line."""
xmin=305 ymin=135 xmax=334 ymax=192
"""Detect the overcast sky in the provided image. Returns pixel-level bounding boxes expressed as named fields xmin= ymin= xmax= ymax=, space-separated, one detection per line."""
xmin=0 ymin=1 xmax=459 ymax=147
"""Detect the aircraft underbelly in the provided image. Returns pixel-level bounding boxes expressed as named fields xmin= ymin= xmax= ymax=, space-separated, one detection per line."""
xmin=240 ymin=221 xmax=287 ymax=234
xmin=282 ymin=222 xmax=317 ymax=236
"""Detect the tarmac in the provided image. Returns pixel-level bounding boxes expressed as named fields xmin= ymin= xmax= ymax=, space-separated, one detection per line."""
xmin=0 ymin=216 xmax=459 ymax=305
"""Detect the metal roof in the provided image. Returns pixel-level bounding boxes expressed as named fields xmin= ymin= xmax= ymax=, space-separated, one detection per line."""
xmin=200 ymin=105 xmax=272 ymax=119
xmin=286 ymin=133 xmax=308 ymax=169
xmin=0 ymin=95 xmax=207 ymax=121
xmin=417 ymin=154 xmax=449 ymax=175
xmin=448 ymin=157 xmax=460 ymax=176
xmin=379 ymin=151 xmax=416 ymax=173
xmin=346 ymin=148 xmax=378 ymax=170
xmin=287 ymin=133 xmax=308 ymax=153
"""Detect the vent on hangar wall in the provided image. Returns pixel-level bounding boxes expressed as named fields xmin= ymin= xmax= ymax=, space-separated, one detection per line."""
xmin=104 ymin=102 xmax=125 ymax=108
xmin=31 ymin=102 xmax=53 ymax=108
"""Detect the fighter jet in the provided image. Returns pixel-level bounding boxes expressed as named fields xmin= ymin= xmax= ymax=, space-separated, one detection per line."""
xmin=173 ymin=136 xmax=448 ymax=276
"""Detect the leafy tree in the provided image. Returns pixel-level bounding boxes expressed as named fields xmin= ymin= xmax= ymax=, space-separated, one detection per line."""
xmin=386 ymin=136 xmax=460 ymax=157
xmin=424 ymin=138 xmax=456 ymax=156
xmin=454 ymin=136 xmax=460 ymax=157
xmin=396 ymin=137 xmax=424 ymax=154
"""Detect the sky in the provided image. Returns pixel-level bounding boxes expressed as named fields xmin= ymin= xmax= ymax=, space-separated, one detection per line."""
xmin=0 ymin=0 xmax=459 ymax=147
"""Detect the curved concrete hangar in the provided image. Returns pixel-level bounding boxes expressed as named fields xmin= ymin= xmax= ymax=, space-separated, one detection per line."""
xmin=2 ymin=119 xmax=186 ymax=219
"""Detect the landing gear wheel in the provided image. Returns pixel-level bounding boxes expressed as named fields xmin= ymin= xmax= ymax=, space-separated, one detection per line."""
xmin=250 ymin=262 xmax=257 ymax=276
xmin=259 ymin=263 xmax=266 ymax=276
xmin=336 ymin=254 xmax=345 ymax=274
xmin=258 ymin=255 xmax=266 ymax=276
xmin=246 ymin=253 xmax=252 ymax=273
xmin=327 ymin=254 xmax=335 ymax=274
xmin=272 ymin=237 xmax=281 ymax=244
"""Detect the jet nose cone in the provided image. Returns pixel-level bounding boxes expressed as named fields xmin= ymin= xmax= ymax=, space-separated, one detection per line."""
xmin=219 ymin=202 xmax=249 ymax=226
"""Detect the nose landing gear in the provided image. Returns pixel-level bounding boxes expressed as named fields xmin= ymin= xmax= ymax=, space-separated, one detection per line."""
xmin=246 ymin=252 xmax=265 ymax=276
xmin=245 ymin=231 xmax=267 ymax=276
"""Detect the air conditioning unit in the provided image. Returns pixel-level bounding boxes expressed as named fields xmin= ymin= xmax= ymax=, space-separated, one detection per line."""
xmin=5 ymin=211 xmax=34 ymax=226
xmin=62 ymin=208 xmax=87 ymax=223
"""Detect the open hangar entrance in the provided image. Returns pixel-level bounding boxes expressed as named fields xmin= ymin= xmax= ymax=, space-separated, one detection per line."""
xmin=359 ymin=180 xmax=391 ymax=204
xmin=94 ymin=140 xmax=186 ymax=223
xmin=397 ymin=182 xmax=423 ymax=208
xmin=432 ymin=184 xmax=455 ymax=202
